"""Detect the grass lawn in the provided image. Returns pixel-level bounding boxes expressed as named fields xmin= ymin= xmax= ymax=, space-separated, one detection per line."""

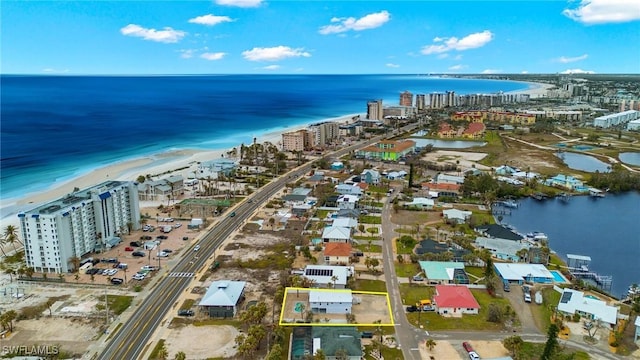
xmin=406 ymin=289 xmax=512 ymax=331
xmin=399 ymin=284 xmax=434 ymax=306
xmin=355 ymin=280 xmax=388 ymax=292
xmin=366 ymin=227 xmax=379 ymax=234
xmin=395 ymin=263 xmax=420 ymax=278
xmin=315 ymin=210 xmax=330 ymax=219
xmin=354 ymin=244 xmax=382 ymax=253
xmin=395 ymin=238 xmax=417 ymax=255
xmin=104 ymin=295 xmax=133 ymax=315
xmin=364 ymin=344 xmax=403 ymax=360
xmin=193 ymin=318 xmax=241 ymax=327
xmin=531 ymin=287 xmax=562 ymax=332
xmin=464 ymin=266 xmax=486 ymax=281
xmin=180 ymin=299 xmax=195 ymax=310
xmin=360 ymin=215 xmax=382 ymax=224
xmin=471 ymin=211 xmax=495 ymax=225
xmin=148 ymin=339 xmax=166 ymax=360
xmin=516 ymin=342 xmax=590 ymax=360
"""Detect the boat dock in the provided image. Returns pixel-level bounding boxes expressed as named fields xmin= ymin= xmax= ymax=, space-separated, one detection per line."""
xmin=566 ymin=254 xmax=613 ymax=292
xmin=589 ymin=188 xmax=605 ymax=198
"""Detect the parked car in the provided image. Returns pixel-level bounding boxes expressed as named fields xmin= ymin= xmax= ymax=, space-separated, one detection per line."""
xmin=503 ymin=282 xmax=511 ymax=292
xmin=468 ymin=351 xmax=480 ymax=360
xmin=406 ymin=305 xmax=419 ymax=312
xmin=141 ymin=265 xmax=157 ymax=271
xmin=86 ymin=268 xmax=100 ymax=275
xmin=462 ymin=342 xmax=474 ymax=353
xmin=412 ymin=275 xmax=425 ymax=282
xmin=361 ymin=331 xmax=373 ymax=339
xmin=140 ymin=235 xmax=152 ymax=240
xmin=129 ymin=241 xmax=141 ymax=247
xmin=132 ymin=273 xmax=146 ymax=281
xmin=162 ymin=249 xmax=173 ymax=253
xmin=111 ymin=278 xmax=124 ymax=285
xmin=229 ymin=212 xmax=236 ymax=217
xmin=165 ymin=218 xmax=174 ymax=222
xmin=124 ymin=247 xmax=134 ymax=252
xmin=173 ymin=223 xmax=182 ymax=228
xmin=102 ymin=258 xmax=118 ymax=263
xmin=157 ymin=251 xmax=170 ymax=258
xmin=157 ymin=235 xmax=168 ymax=240
xmin=178 ymin=309 xmax=194 ymax=316
xmin=132 ymin=251 xmax=145 ymax=257
xmin=182 ymin=236 xmax=189 ymax=241
xmin=524 ymin=293 xmax=532 ymax=303
xmin=117 ymin=263 xmax=128 ymax=269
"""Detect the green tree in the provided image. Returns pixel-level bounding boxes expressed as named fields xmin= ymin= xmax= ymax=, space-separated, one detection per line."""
xmin=3 ymin=225 xmax=22 ymax=252
xmin=265 ymin=343 xmax=283 ymax=360
xmin=503 ymin=335 xmax=523 ymax=357
xmin=157 ymin=343 xmax=169 ymax=360
xmin=425 ymin=339 xmax=437 ymax=351
xmin=541 ymin=323 xmax=559 ymax=360
xmin=313 ymin=349 xmax=326 ymax=360
xmin=0 ymin=310 xmax=17 ymax=332
xmin=173 ymin=351 xmax=186 ymax=360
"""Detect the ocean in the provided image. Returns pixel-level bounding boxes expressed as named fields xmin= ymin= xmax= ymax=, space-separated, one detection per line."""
xmin=1 ymin=74 xmax=527 ymax=208
xmin=502 ymin=193 xmax=640 ymax=298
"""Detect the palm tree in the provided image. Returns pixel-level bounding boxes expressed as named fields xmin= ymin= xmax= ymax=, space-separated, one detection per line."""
xmin=174 ymin=351 xmax=186 ymax=360
xmin=3 ymin=225 xmax=22 ymax=252
xmin=425 ymin=339 xmax=437 ymax=351
xmin=157 ymin=343 xmax=169 ymax=360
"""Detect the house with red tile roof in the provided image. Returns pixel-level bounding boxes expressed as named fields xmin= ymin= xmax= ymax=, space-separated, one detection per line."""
xmin=421 ymin=182 xmax=461 ymax=198
xmin=462 ymin=122 xmax=486 ymax=139
xmin=323 ymin=243 xmax=352 ymax=265
xmin=433 ymin=285 xmax=480 ymax=317
xmin=437 ymin=123 xmax=456 ymax=138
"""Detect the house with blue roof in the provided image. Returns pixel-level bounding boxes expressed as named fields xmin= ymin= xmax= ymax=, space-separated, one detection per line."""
xmin=544 ymin=174 xmax=587 ymax=191
xmin=199 ymin=280 xmax=246 ymax=318
xmin=360 ymin=169 xmax=381 ymax=185
xmin=418 ymin=261 xmax=468 ymax=284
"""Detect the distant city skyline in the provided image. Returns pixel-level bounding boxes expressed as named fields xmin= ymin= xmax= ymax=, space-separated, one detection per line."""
xmin=2 ymin=0 xmax=639 ymax=75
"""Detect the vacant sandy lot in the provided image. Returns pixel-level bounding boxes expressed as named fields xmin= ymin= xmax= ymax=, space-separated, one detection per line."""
xmin=5 ymin=317 xmax=99 ymax=356
xmin=164 ymin=325 xmax=238 ymax=359
xmin=421 ymin=150 xmax=490 ymax=171
xmin=420 ymin=340 xmax=508 ymax=360
xmin=420 ymin=339 xmax=462 ymax=359
xmin=470 ymin=340 xmax=510 ymax=358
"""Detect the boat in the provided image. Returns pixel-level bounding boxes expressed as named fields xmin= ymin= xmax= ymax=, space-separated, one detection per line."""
xmin=589 ymin=188 xmax=605 ymax=198
xmin=558 ymin=192 xmax=571 ymax=202
xmin=535 ymin=291 xmax=543 ymax=305
xmin=629 ymin=285 xmax=640 ymax=297
xmin=531 ymin=193 xmax=547 ymax=201
xmin=501 ymin=199 xmax=519 ymax=208
xmin=526 ymin=231 xmax=549 ymax=242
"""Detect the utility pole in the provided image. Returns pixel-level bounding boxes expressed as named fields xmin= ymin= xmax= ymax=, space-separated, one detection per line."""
xmin=105 ymin=286 xmax=109 ymax=329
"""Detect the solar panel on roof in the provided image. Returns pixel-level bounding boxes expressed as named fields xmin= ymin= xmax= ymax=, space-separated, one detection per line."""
xmin=560 ymin=291 xmax=573 ymax=304
xmin=305 ymin=269 xmax=333 ymax=277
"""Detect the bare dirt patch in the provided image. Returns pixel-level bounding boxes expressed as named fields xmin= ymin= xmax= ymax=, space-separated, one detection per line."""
xmin=421 ymin=150 xmax=490 ymax=171
xmin=470 ymin=340 xmax=509 ymax=358
xmin=4 ymin=317 xmax=99 ymax=356
xmin=419 ymin=340 xmax=463 ymax=359
xmin=390 ymin=209 xmax=442 ymax=227
xmin=164 ymin=325 xmax=239 ymax=359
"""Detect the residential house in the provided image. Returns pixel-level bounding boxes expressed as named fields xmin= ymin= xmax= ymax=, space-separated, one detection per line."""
xmin=324 ymin=243 xmax=352 ymax=265
xmin=635 ymin=316 xmax=640 ymax=342
xmin=462 ymin=122 xmax=486 ymax=139
xmin=442 ymin=209 xmax=472 ymax=224
xmin=475 ymin=224 xmax=524 ymax=241
xmin=332 ymin=217 xmax=358 ymax=230
xmin=544 ymin=174 xmax=587 ymax=191
xmin=336 ymin=195 xmax=359 ymax=210
xmin=199 ymin=280 xmax=246 ymax=318
xmin=415 ymin=240 xmax=471 ymax=265
xmin=421 ymin=182 xmax=461 ymax=198
xmin=493 ymin=263 xmax=554 ymax=284
xmin=557 ymin=289 xmax=619 ymax=329
xmin=495 ymin=165 xmax=519 ymax=176
xmin=437 ymin=122 xmax=456 ymax=138
xmin=197 ymin=158 xmax=238 ymax=178
xmin=386 ymin=170 xmax=408 ymax=180
xmin=474 ymin=237 xmax=530 ymax=262
xmin=355 ymin=140 xmax=416 ymax=161
xmin=336 ymin=209 xmax=361 ymax=219
xmin=434 ymin=174 xmax=465 ymax=185
xmin=331 ymin=162 xmax=344 ymax=171
xmin=433 ymin=285 xmax=480 ymax=317
xmin=311 ymin=327 xmax=362 ymax=360
xmin=405 ymin=197 xmax=434 ymax=210
xmin=303 ymin=265 xmax=353 ymax=289
xmin=321 ymin=226 xmax=351 ymax=243
xmin=418 ymin=261 xmax=468 ymax=284
xmin=360 ymin=169 xmax=381 ymax=185
xmin=137 ymin=175 xmax=184 ymax=201
xmin=335 ymin=184 xmax=363 ymax=196
xmin=309 ymin=290 xmax=353 ymax=314
xmin=283 ymin=187 xmax=313 ymax=206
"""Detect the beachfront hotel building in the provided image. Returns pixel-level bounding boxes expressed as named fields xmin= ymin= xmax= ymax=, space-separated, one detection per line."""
xmin=282 ymin=129 xmax=312 ymax=152
xmin=399 ymin=90 xmax=413 ymax=106
xmin=367 ymin=100 xmax=383 ymax=120
xmin=355 ymin=139 xmax=416 ymax=161
xmin=309 ymin=122 xmax=340 ymax=147
xmin=19 ymin=181 xmax=140 ymax=273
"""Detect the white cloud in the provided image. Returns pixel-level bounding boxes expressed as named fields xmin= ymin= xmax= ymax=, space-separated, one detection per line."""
xmin=482 ymin=69 xmax=502 ymax=74
xmin=563 ymin=0 xmax=640 ymax=24
xmin=433 ymin=36 xmax=444 ymax=42
xmin=242 ymin=46 xmax=311 ymax=61
xmin=179 ymin=49 xmax=195 ymax=59
xmin=437 ymin=54 xmax=449 ymax=59
xmin=188 ymin=14 xmax=234 ymax=26
xmin=561 ymin=68 xmax=596 ymax=74
xmin=521 ymin=70 xmax=529 ymax=74
xmin=262 ymin=65 xmax=281 ymax=70
xmin=421 ymin=30 xmax=493 ymax=55
xmin=120 ymin=24 xmax=186 ymax=43
xmin=555 ymin=54 xmax=589 ymax=63
xmin=453 ymin=54 xmax=463 ymax=60
xmin=201 ymin=52 xmax=226 ymax=60
xmin=319 ymin=10 xmax=390 ymax=35
xmin=448 ymin=64 xmax=467 ymax=71
xmin=386 ymin=63 xmax=400 ymax=68
xmin=42 ymin=68 xmax=70 ymax=74
xmin=215 ymin=0 xmax=262 ymax=8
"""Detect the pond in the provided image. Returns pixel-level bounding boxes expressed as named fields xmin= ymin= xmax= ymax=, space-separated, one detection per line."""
xmin=556 ymin=152 xmax=610 ymax=173
xmin=410 ymin=137 xmax=486 ymax=149
xmin=619 ymin=152 xmax=640 ymax=166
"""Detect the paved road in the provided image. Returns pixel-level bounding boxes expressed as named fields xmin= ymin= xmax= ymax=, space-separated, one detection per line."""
xmin=96 ymin=132 xmax=396 ymax=360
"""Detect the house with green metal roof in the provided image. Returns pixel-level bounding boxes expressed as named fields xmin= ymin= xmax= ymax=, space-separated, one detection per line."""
xmin=311 ymin=326 xmax=362 ymax=360
xmin=418 ymin=261 xmax=467 ymax=284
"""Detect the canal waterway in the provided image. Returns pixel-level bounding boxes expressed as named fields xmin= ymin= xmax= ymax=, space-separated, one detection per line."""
xmin=501 ymin=192 xmax=640 ymax=298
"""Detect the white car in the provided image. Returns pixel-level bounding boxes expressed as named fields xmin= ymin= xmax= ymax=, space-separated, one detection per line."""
xmin=193 ymin=245 xmax=200 ymax=252
xmin=132 ymin=273 xmax=146 ymax=280
xmin=468 ymin=351 xmax=480 ymax=360
xmin=173 ymin=223 xmax=182 ymax=228
xmin=141 ymin=265 xmax=157 ymax=271
xmin=157 ymin=251 xmax=169 ymax=257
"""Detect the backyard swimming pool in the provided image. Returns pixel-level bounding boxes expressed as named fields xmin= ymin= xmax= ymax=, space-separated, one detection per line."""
xmin=550 ymin=270 xmax=568 ymax=283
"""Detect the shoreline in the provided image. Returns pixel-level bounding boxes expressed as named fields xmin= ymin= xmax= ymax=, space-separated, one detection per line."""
xmin=0 ymin=113 xmax=360 ymax=228
xmin=0 ymin=78 xmax=545 ymax=227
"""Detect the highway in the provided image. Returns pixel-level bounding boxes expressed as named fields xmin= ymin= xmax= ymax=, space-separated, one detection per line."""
xmin=97 ymin=134 xmax=389 ymax=360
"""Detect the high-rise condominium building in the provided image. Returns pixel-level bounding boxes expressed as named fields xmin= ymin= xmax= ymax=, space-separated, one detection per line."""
xmin=416 ymin=94 xmax=426 ymax=111
xmin=19 ymin=180 xmax=140 ymax=273
xmin=309 ymin=122 xmax=339 ymax=146
xmin=367 ymin=100 xmax=384 ymax=120
xmin=282 ymin=129 xmax=312 ymax=151
xmin=399 ymin=91 xmax=413 ymax=107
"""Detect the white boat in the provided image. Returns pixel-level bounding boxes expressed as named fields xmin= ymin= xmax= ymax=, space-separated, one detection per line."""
xmin=628 ymin=285 xmax=640 ymax=297
xmin=526 ymin=231 xmax=548 ymax=242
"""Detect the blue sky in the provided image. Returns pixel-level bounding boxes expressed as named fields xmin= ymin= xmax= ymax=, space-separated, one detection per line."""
xmin=2 ymin=0 xmax=639 ymax=75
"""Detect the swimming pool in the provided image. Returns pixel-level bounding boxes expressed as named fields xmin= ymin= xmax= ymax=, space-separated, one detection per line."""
xmin=585 ymin=294 xmax=599 ymax=300
xmin=550 ymin=270 xmax=567 ymax=283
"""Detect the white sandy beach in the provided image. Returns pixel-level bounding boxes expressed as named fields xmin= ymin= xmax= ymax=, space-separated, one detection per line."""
xmin=0 ymin=80 xmax=552 ymax=230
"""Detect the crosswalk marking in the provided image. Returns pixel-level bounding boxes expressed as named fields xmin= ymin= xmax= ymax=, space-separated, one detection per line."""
xmin=168 ymin=272 xmax=194 ymax=278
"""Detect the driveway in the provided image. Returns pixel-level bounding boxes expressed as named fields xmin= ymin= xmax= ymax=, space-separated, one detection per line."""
xmin=503 ymin=283 xmax=539 ymax=334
